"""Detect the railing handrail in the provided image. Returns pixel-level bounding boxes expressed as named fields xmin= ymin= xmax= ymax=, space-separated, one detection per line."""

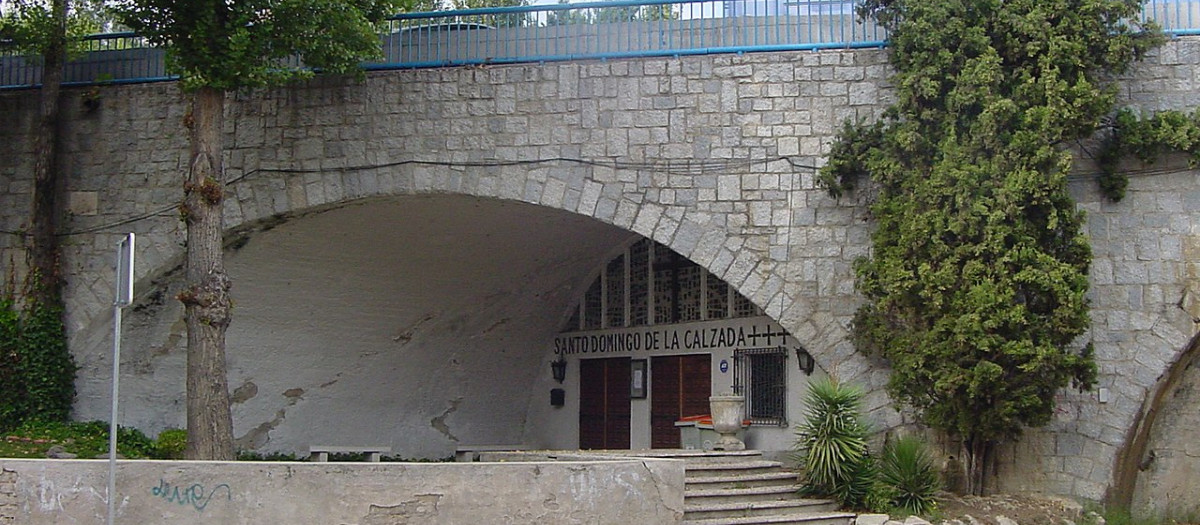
xmin=394 ymin=0 xmax=702 ymax=19
xmin=3 ymin=0 xmax=1199 ymax=89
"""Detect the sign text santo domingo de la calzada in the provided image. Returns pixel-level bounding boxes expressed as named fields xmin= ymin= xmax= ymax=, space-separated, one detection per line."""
xmin=553 ymin=318 xmax=791 ymax=356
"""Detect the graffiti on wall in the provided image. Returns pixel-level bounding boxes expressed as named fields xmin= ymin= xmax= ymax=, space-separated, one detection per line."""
xmin=149 ymin=478 xmax=231 ymax=512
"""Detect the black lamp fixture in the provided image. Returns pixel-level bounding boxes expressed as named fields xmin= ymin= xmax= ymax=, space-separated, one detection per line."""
xmin=794 ymin=347 xmax=815 ymax=376
xmin=551 ymin=356 xmax=568 ymax=383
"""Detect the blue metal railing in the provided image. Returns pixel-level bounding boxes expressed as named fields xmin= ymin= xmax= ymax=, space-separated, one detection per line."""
xmin=2 ymin=0 xmax=1199 ymax=89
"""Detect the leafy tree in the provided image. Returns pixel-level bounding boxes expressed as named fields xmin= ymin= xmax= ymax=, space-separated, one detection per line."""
xmin=596 ymin=3 xmax=675 ymax=22
xmin=450 ymin=0 xmax=530 ymax=27
xmin=819 ymin=0 xmax=1161 ymax=495
xmin=114 ymin=0 xmax=405 ymax=459
xmin=544 ymin=0 xmax=677 ymax=26
xmin=543 ymin=0 xmax=592 ymax=26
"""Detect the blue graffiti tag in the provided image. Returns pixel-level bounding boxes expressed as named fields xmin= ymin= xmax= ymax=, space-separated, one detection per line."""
xmin=150 ymin=478 xmax=232 ymax=512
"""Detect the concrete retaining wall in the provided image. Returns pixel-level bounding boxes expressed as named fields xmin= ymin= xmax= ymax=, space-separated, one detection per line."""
xmin=0 ymin=457 xmax=684 ymax=524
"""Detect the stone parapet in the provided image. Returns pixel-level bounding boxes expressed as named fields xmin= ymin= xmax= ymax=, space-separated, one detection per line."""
xmin=0 ymin=458 xmax=684 ymax=524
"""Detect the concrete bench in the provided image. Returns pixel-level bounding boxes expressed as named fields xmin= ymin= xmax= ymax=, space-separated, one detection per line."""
xmin=454 ymin=444 xmax=528 ymax=462
xmin=308 ymin=445 xmax=391 ymax=462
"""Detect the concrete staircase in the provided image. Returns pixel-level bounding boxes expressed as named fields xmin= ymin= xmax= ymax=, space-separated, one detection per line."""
xmin=679 ymin=451 xmax=856 ymax=525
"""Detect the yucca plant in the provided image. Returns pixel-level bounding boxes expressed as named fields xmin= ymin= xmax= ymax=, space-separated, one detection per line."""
xmin=793 ymin=378 xmax=875 ymax=508
xmin=880 ymin=434 xmax=940 ymax=515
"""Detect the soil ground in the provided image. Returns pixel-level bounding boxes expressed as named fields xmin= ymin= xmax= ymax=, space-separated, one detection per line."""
xmin=933 ymin=493 xmax=1200 ymax=525
xmin=934 ymin=493 xmax=1091 ymax=524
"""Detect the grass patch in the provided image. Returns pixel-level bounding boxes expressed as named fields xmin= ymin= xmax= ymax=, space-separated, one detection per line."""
xmin=0 ymin=420 xmax=155 ymax=459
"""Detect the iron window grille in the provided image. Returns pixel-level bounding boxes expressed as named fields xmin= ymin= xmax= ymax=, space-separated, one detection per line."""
xmin=732 ymin=347 xmax=788 ymax=426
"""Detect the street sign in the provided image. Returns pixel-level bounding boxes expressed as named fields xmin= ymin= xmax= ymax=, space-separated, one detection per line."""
xmin=115 ymin=233 xmax=134 ymax=307
xmin=109 ymin=232 xmax=134 ymax=525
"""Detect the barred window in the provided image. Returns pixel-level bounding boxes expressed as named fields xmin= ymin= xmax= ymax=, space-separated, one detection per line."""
xmin=732 ymin=347 xmax=787 ymax=426
xmin=606 ymin=255 xmax=625 ymax=328
xmin=561 ymin=238 xmax=768 ymax=333
xmin=583 ymin=278 xmax=602 ymax=330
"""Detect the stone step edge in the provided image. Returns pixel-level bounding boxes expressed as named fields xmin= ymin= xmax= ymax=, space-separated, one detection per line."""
xmin=686 ymin=471 xmax=798 ymax=484
xmin=683 ymin=497 xmax=835 ymax=514
xmin=686 ymin=460 xmax=785 ymax=471
xmin=685 ymin=484 xmax=803 ymax=499
xmin=681 ymin=511 xmax=858 ymax=525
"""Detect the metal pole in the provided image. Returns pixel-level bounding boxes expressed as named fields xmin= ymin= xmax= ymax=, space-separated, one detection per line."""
xmin=107 ymin=304 xmax=121 ymax=525
xmin=108 ymin=233 xmax=133 ymax=525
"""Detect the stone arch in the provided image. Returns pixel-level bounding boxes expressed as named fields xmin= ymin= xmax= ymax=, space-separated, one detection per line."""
xmin=1111 ymin=331 xmax=1200 ymax=517
xmin=220 ymin=162 xmax=878 ymax=396
xmin=38 ymin=61 xmax=887 ymax=455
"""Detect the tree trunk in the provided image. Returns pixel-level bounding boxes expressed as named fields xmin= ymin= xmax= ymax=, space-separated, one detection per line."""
xmin=182 ymin=86 xmax=235 ymax=461
xmin=964 ymin=436 xmax=994 ymax=496
xmin=27 ymin=0 xmax=68 ymax=305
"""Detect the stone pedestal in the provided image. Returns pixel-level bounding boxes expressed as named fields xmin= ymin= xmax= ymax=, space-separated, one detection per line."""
xmin=709 ymin=394 xmax=746 ymax=451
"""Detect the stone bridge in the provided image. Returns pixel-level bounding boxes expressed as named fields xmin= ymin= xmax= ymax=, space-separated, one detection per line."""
xmin=2 ymin=37 xmax=1199 ymax=513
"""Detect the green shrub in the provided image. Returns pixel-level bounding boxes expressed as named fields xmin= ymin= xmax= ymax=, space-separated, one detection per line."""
xmin=154 ymin=428 xmax=187 ymax=459
xmin=16 ymin=301 xmax=76 ymax=424
xmin=793 ymin=378 xmax=880 ymax=510
xmin=0 ymin=297 xmax=22 ymax=431
xmin=2 ymin=420 xmax=155 ymax=459
xmin=880 ymin=435 xmax=940 ymax=515
xmin=0 ymin=287 xmax=77 ymax=433
xmin=237 ymin=450 xmax=302 ymax=461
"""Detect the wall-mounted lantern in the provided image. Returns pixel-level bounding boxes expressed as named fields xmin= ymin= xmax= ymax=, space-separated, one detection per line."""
xmin=551 ymin=356 xmax=568 ymax=384
xmin=795 ymin=347 xmax=815 ymax=376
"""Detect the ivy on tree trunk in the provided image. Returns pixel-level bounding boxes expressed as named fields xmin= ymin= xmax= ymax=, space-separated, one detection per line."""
xmin=28 ymin=0 xmax=67 ymax=307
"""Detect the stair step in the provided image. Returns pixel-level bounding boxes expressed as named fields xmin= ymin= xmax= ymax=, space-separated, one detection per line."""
xmin=684 ymin=498 xmax=840 ymax=520
xmin=682 ymin=510 xmax=857 ymax=525
xmin=686 ymin=470 xmax=799 ymax=489
xmin=687 ymin=483 xmax=802 ymax=498
xmin=685 ymin=459 xmax=786 ymax=476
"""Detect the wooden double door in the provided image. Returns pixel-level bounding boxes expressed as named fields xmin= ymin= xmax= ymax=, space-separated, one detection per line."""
xmin=579 ymin=354 xmax=711 ymax=450
xmin=650 ymin=354 xmax=711 ymax=448
xmin=579 ymin=358 xmax=630 ymax=449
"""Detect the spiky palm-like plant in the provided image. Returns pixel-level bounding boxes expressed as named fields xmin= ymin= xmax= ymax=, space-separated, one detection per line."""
xmin=793 ymin=378 xmax=874 ymax=507
xmin=881 ymin=435 xmax=940 ymax=515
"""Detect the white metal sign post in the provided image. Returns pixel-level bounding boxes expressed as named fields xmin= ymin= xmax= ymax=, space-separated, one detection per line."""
xmin=109 ymin=233 xmax=134 ymax=525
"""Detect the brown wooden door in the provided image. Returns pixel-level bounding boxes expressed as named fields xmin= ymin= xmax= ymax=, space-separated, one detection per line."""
xmin=579 ymin=358 xmax=631 ymax=449
xmin=650 ymin=354 xmax=712 ymax=448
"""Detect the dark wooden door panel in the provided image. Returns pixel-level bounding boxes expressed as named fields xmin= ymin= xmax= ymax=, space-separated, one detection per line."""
xmin=579 ymin=358 xmax=630 ymax=449
xmin=649 ymin=354 xmax=712 ymax=449
xmin=651 ymin=356 xmax=681 ymax=448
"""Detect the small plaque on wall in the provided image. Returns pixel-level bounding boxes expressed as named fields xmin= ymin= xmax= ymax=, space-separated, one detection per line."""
xmin=631 ymin=359 xmax=647 ymax=399
xmin=550 ymin=388 xmax=565 ymax=407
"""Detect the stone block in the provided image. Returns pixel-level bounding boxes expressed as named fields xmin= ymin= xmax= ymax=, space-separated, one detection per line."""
xmin=856 ymin=514 xmax=890 ymax=525
xmin=777 ymin=137 xmax=800 ymax=156
xmin=66 ymin=191 xmax=99 ymax=216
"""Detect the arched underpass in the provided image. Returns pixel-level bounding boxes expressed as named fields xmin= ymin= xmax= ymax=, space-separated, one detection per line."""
xmin=80 ymin=193 xmax=821 ymax=459
xmin=82 ymin=194 xmax=633 ymax=458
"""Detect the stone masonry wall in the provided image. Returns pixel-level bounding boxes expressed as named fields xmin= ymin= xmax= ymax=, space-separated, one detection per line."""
xmin=0 ymin=467 xmax=15 ymax=524
xmin=0 ymin=47 xmax=900 ymax=424
xmin=0 ymin=38 xmax=1199 ymax=504
xmin=990 ymin=40 xmax=1200 ymax=503
xmin=0 ymin=457 xmax=684 ymax=524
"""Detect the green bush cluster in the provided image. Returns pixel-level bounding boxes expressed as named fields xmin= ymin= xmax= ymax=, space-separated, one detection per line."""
xmin=153 ymin=428 xmax=188 ymax=459
xmin=0 ymin=293 xmax=76 ymax=433
xmin=793 ymin=378 xmax=940 ymax=515
xmin=236 ymin=450 xmax=302 ymax=461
